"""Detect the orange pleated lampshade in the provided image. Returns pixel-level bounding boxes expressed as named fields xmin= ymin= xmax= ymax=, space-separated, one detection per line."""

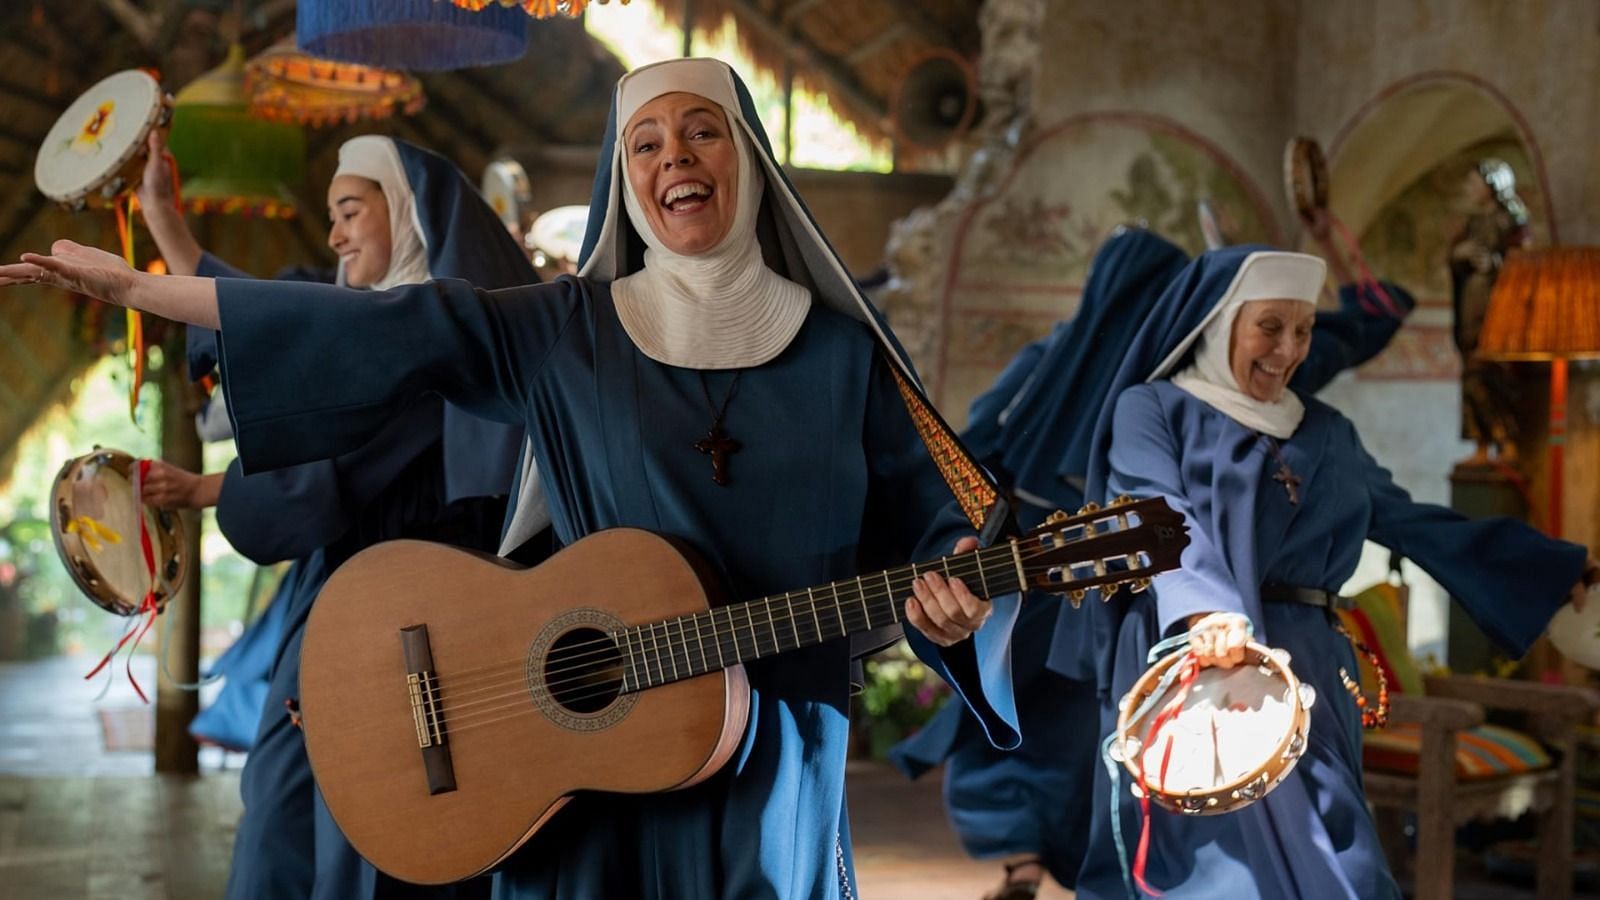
xmin=1478 ymin=247 xmax=1600 ymax=361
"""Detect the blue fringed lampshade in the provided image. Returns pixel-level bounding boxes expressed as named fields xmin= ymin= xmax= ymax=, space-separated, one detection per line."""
xmin=298 ymin=0 xmax=529 ymax=71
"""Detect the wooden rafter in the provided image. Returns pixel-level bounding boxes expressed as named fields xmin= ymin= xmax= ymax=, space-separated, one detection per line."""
xmin=721 ymin=0 xmax=887 ymax=123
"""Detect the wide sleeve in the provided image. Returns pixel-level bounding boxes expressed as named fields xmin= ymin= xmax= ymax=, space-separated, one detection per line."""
xmin=1352 ymin=418 xmax=1585 ymax=657
xmin=186 ymin=254 xmax=254 ymax=380
xmin=1293 ymin=281 xmax=1416 ymax=393
xmin=1106 ymin=385 xmax=1250 ymax=635
xmin=216 ymin=276 xmax=580 ymax=475
xmin=214 ymin=399 xmax=444 ymax=564
xmin=861 ymin=354 xmax=1020 ymax=751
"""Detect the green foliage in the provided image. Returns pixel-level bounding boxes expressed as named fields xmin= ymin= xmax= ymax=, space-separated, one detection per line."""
xmin=852 ymin=640 xmax=951 ymax=759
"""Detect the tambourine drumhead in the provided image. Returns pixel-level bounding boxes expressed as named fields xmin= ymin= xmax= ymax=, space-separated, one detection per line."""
xmin=50 ymin=449 xmax=187 ymax=617
xmin=529 ymin=205 xmax=590 ymax=266
xmin=1114 ymin=641 xmax=1313 ymax=815
xmin=481 ymin=159 xmax=533 ymax=234
xmin=1549 ymin=586 xmax=1600 ymax=669
xmin=34 ymin=70 xmax=167 ymax=208
xmin=1283 ymin=137 xmax=1330 ymax=221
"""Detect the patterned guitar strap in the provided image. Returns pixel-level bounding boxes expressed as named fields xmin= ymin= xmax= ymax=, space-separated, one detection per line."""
xmin=883 ymin=353 xmax=1011 ymax=544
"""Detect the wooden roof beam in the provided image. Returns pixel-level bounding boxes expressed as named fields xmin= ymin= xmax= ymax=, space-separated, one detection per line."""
xmin=845 ymin=22 xmax=911 ymax=66
xmin=721 ymin=0 xmax=887 ymax=124
xmin=892 ymin=4 xmax=969 ymax=54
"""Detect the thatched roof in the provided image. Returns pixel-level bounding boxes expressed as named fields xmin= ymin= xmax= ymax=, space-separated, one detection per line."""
xmin=655 ymin=0 xmax=981 ymax=141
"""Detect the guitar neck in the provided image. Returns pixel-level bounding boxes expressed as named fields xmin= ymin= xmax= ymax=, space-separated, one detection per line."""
xmin=616 ymin=542 xmax=1026 ymax=694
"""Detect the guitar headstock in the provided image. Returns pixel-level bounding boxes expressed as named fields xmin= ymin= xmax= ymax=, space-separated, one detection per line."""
xmin=1015 ymin=496 xmax=1188 ymax=608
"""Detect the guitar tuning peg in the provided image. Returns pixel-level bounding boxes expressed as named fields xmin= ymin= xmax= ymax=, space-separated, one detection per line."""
xmin=1069 ymin=588 xmax=1086 ymax=609
xmin=1101 ymin=581 xmax=1120 ymax=597
xmin=1111 ymin=494 xmax=1133 ymax=506
xmin=1127 ymin=577 xmax=1152 ymax=594
xmin=1046 ymin=509 xmax=1070 ymax=525
xmin=1076 ymin=501 xmax=1101 ymax=515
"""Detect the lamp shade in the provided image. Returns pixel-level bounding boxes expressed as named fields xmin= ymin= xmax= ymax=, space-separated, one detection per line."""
xmin=1478 ymin=247 xmax=1600 ymax=361
xmin=447 ymin=0 xmax=628 ymax=16
xmin=298 ymin=0 xmax=529 ymax=71
xmin=167 ymin=45 xmax=305 ymax=218
xmin=246 ymin=40 xmax=425 ymax=127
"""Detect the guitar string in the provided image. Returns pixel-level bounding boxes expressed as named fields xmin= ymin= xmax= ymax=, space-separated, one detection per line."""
xmin=425 ymin=558 xmax=1163 ymax=730
xmin=411 ymin=544 xmax=1160 ymax=719
xmin=413 ymin=533 xmax=1148 ymax=702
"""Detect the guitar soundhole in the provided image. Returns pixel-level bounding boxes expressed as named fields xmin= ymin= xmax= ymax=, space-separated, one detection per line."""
xmin=543 ymin=627 xmax=624 ymax=714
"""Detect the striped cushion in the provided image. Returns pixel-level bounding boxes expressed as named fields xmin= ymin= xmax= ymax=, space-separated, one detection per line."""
xmin=1364 ymin=723 xmax=1552 ymax=779
xmin=1336 ymin=582 xmax=1425 ymax=696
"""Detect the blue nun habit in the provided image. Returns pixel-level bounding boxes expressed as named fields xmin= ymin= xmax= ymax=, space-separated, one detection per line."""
xmin=1069 ymin=246 xmax=1585 ymax=899
xmin=890 ymin=232 xmax=1416 ymax=889
xmin=210 ymin=58 xmax=1020 ymax=900
xmin=192 ymin=137 xmax=535 ymax=900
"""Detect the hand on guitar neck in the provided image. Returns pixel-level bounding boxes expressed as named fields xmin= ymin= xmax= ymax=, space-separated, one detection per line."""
xmin=906 ymin=536 xmax=989 ymax=645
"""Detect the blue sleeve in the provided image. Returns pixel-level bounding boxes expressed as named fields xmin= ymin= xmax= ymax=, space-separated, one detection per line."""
xmin=214 ymin=398 xmax=444 ymax=563
xmin=1352 ymin=418 xmax=1584 ymax=657
xmin=190 ymin=254 xmax=331 ymax=380
xmin=963 ymin=335 xmax=1048 ymax=465
xmin=216 ymin=276 xmax=581 ymax=475
xmin=1293 ymin=280 xmax=1416 ymax=393
xmin=1106 ymin=385 xmax=1250 ymax=634
xmin=862 ymin=354 xmax=1020 ymax=751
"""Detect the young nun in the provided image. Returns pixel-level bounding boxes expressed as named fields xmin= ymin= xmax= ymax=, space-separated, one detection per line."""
xmin=3 ymin=58 xmax=1021 ymax=899
xmin=1066 ymin=247 xmax=1593 ymax=899
xmin=891 ymin=229 xmax=1416 ymax=900
xmin=137 ymin=134 xmax=534 ymax=900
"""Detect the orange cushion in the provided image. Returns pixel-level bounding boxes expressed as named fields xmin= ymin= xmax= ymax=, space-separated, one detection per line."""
xmin=1363 ymin=722 xmax=1552 ymax=780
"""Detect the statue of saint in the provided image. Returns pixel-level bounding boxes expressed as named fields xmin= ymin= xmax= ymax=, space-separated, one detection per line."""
xmin=1449 ymin=159 xmax=1530 ymax=465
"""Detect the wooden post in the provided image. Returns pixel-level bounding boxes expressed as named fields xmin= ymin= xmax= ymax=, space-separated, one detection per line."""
xmin=155 ymin=325 xmax=202 ymax=773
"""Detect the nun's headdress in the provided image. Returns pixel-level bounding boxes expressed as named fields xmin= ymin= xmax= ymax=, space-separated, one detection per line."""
xmin=576 ymin=57 xmax=999 ymax=529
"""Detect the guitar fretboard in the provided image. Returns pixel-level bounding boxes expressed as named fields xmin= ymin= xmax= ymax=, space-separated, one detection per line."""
xmin=614 ymin=542 xmax=1028 ymax=693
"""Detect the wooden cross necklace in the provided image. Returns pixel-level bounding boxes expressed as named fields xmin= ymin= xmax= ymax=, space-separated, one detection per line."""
xmin=1263 ymin=435 xmax=1301 ymax=505
xmin=694 ymin=371 xmax=743 ymax=486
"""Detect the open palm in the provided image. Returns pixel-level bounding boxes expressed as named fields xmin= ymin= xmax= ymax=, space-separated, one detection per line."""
xmin=0 ymin=240 xmax=140 ymax=306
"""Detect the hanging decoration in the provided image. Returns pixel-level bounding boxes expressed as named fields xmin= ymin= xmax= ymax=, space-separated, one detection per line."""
xmin=298 ymin=0 xmax=528 ymax=71
xmin=166 ymin=45 xmax=306 ymax=219
xmin=448 ymin=0 xmax=630 ymax=16
xmin=247 ymin=39 xmax=425 ymax=127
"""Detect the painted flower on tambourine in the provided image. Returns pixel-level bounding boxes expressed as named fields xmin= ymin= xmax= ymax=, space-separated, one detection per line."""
xmin=447 ymin=0 xmax=627 ymax=16
xmin=70 ymin=101 xmax=116 ymax=155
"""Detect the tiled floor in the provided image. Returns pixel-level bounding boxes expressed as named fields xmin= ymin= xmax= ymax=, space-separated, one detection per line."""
xmin=0 ymin=655 xmax=1589 ymax=899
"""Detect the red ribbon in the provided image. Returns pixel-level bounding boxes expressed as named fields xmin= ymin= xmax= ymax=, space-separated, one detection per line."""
xmin=1328 ymin=214 xmax=1405 ymax=320
xmin=1132 ymin=655 xmax=1202 ymax=897
xmin=83 ymin=458 xmax=160 ymax=703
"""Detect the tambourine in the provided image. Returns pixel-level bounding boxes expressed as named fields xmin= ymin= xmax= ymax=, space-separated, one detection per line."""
xmin=50 ymin=449 xmax=188 ymax=617
xmin=528 ymin=204 xmax=590 ymax=269
xmin=34 ymin=70 xmax=173 ymax=212
xmin=481 ymin=158 xmax=535 ymax=238
xmin=1283 ymin=136 xmax=1330 ymax=223
xmin=1110 ymin=641 xmax=1314 ymax=816
xmin=1549 ymin=585 xmax=1600 ymax=670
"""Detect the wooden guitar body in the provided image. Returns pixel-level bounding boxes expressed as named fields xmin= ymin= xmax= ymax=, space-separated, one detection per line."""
xmin=299 ymin=530 xmax=750 ymax=885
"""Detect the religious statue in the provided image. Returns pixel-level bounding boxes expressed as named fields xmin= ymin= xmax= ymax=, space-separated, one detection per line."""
xmin=1449 ymin=159 xmax=1530 ymax=466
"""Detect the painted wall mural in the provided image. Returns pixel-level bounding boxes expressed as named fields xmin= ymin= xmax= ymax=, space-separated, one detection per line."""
xmin=933 ymin=112 xmax=1275 ymax=419
xmin=1354 ymin=135 xmax=1545 ymax=381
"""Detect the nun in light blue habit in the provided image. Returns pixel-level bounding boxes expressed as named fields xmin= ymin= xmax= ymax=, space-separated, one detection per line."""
xmin=186 ymin=136 xmax=533 ymax=900
xmin=890 ymin=230 xmax=1416 ymax=898
xmin=1068 ymin=247 xmax=1591 ymax=899
xmin=187 ymin=58 xmax=1020 ymax=899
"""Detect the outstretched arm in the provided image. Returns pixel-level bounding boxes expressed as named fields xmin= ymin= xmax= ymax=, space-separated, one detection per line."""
xmin=1 ymin=240 xmax=220 ymax=328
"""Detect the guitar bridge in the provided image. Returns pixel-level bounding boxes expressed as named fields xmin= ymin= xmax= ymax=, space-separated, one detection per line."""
xmin=400 ymin=624 xmax=456 ymax=795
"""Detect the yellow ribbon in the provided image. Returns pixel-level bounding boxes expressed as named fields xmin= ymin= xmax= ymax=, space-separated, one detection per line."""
xmin=65 ymin=515 xmax=122 ymax=553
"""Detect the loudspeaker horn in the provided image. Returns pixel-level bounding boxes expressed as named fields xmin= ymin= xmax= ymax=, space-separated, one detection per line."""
xmin=890 ymin=50 xmax=980 ymax=155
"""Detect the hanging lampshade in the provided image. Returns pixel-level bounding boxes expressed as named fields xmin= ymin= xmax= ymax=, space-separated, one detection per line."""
xmin=298 ymin=0 xmax=528 ymax=71
xmin=448 ymin=0 xmax=629 ymax=16
xmin=246 ymin=39 xmax=425 ymax=127
xmin=166 ymin=45 xmax=305 ymax=218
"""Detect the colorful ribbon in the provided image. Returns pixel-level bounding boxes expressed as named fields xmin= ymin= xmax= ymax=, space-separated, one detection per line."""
xmin=83 ymin=458 xmax=161 ymax=703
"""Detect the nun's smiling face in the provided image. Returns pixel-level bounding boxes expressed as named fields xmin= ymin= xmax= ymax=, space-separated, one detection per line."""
xmin=1229 ymin=299 xmax=1314 ymax=402
xmin=624 ymin=92 xmax=738 ymax=256
xmin=327 ymin=175 xmax=392 ymax=287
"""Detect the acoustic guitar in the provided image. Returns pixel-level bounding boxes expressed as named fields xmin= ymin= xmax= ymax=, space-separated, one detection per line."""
xmin=298 ymin=497 xmax=1188 ymax=884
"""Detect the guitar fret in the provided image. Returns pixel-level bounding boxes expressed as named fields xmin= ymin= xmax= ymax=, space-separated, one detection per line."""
xmin=669 ymin=620 xmax=684 ymax=682
xmin=649 ymin=622 xmax=664 ymax=688
xmin=744 ymin=603 xmax=758 ymax=660
xmin=761 ymin=598 xmax=777 ymax=657
xmin=692 ymin=613 xmax=708 ymax=677
xmin=856 ymin=576 xmax=870 ymax=629
xmin=974 ymin=548 xmax=990 ymax=598
xmin=808 ymin=586 xmax=823 ymax=645
xmin=619 ymin=628 xmax=637 ymax=693
xmin=830 ymin=582 xmax=849 ymax=634
xmin=711 ymin=609 xmax=726 ymax=669
xmin=884 ymin=571 xmax=900 ymax=623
